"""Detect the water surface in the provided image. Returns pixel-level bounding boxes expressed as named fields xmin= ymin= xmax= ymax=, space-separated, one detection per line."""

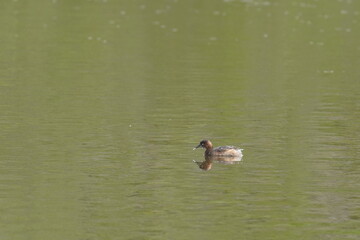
xmin=1 ymin=1 xmax=359 ymax=239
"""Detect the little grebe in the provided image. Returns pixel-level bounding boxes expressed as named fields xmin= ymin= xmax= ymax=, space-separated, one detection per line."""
xmin=193 ymin=140 xmax=243 ymax=157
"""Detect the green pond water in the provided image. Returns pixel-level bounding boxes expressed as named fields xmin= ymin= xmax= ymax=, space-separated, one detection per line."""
xmin=1 ymin=0 xmax=359 ymax=239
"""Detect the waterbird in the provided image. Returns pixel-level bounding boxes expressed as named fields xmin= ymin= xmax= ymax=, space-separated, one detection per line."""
xmin=193 ymin=139 xmax=243 ymax=157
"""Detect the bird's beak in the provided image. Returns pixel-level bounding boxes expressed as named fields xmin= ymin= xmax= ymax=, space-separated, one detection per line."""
xmin=193 ymin=144 xmax=201 ymax=150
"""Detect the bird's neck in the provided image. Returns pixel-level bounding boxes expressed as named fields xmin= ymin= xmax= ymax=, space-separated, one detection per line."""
xmin=205 ymin=147 xmax=213 ymax=155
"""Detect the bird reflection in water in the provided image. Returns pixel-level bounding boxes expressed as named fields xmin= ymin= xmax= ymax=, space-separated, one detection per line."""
xmin=193 ymin=155 xmax=242 ymax=171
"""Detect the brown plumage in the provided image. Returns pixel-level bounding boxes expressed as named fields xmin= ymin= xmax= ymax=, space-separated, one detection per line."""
xmin=193 ymin=140 xmax=243 ymax=157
